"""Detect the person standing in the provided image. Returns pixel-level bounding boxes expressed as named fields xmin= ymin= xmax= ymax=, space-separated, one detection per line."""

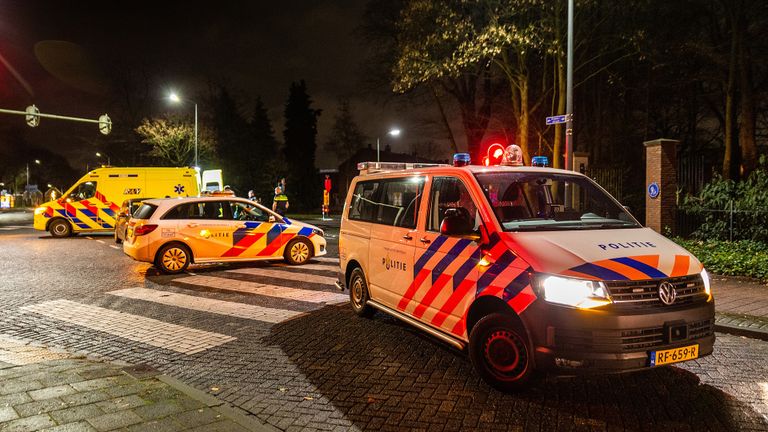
xmin=248 ymin=190 xmax=257 ymax=201
xmin=273 ymin=186 xmax=289 ymax=216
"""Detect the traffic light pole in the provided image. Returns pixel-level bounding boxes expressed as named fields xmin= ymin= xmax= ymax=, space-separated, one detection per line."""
xmin=0 ymin=106 xmax=111 ymax=135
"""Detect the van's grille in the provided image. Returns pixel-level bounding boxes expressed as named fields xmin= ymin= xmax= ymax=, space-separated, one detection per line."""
xmin=604 ymin=274 xmax=707 ymax=309
xmin=554 ymin=319 xmax=713 ymax=352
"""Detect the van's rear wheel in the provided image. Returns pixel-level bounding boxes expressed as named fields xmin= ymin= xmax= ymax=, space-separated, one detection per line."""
xmin=155 ymin=243 xmax=191 ymax=274
xmin=114 ymin=230 xmax=122 ymax=244
xmin=469 ymin=313 xmax=533 ymax=392
xmin=349 ymin=267 xmax=374 ymax=318
xmin=284 ymin=238 xmax=312 ymax=265
xmin=49 ymin=219 xmax=72 ymax=238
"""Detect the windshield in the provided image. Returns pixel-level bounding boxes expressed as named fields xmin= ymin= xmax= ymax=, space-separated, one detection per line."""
xmin=475 ymin=172 xmax=640 ymax=231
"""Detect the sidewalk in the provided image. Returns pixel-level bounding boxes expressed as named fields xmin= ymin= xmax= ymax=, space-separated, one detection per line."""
xmin=0 ymin=336 xmax=275 ymax=432
xmin=712 ymin=275 xmax=768 ymax=341
xmin=0 ymin=209 xmax=33 ymax=227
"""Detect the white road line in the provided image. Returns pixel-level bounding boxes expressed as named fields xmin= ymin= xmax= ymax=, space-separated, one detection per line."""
xmin=0 ymin=225 xmax=33 ymax=230
xmin=174 ymin=275 xmax=348 ymax=304
xmin=227 ymin=267 xmax=338 ymax=285
xmin=96 ymin=240 xmax=105 ymax=244
xmin=272 ymin=262 xmax=338 ymax=272
xmin=110 ymin=245 xmax=121 ymax=250
xmin=20 ymin=300 xmax=235 ymax=355
xmin=86 ymin=236 xmax=93 ymax=240
xmin=109 ymin=288 xmax=304 ymax=324
xmin=312 ymin=257 xmax=339 ymax=263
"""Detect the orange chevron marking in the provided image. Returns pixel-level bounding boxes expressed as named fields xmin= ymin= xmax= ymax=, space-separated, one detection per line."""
xmin=594 ymin=259 xmax=649 ymax=280
xmin=630 ymin=255 xmax=660 ymax=269
xmin=670 ymin=255 xmax=691 ymax=277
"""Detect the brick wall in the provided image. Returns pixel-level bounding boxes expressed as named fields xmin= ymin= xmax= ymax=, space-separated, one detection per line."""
xmin=644 ymin=139 xmax=678 ymax=234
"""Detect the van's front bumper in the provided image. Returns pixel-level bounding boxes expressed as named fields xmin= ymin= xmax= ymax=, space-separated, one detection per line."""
xmin=525 ymin=300 xmax=715 ymax=374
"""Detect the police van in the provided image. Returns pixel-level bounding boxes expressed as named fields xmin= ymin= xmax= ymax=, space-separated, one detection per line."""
xmin=34 ymin=167 xmax=223 ymax=238
xmin=338 ymin=151 xmax=714 ymax=391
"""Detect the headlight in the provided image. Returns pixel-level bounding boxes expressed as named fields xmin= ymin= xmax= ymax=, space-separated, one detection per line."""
xmin=312 ymin=228 xmax=324 ymax=237
xmin=701 ymin=268 xmax=712 ymax=299
xmin=536 ymin=274 xmax=611 ymax=309
xmin=34 ymin=206 xmax=47 ymax=215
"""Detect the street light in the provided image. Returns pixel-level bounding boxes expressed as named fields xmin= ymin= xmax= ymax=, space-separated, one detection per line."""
xmin=26 ymin=159 xmax=41 ymax=188
xmin=96 ymin=152 xmax=110 ymax=165
xmin=168 ymin=91 xmax=198 ymax=168
xmin=377 ymin=128 xmax=402 ymax=163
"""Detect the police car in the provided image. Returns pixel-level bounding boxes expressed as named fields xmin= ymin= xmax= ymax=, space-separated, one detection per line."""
xmin=338 ymin=148 xmax=714 ymax=391
xmin=123 ymin=195 xmax=326 ymax=273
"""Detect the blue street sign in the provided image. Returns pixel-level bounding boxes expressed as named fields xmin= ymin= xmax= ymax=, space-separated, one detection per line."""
xmin=546 ymin=115 xmax=567 ymax=125
xmin=648 ymin=182 xmax=660 ymax=199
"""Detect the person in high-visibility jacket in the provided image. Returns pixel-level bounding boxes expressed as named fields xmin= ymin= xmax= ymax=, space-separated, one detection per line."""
xmin=272 ymin=186 xmax=289 ymax=216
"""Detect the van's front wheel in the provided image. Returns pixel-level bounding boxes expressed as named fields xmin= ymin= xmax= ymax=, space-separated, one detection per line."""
xmin=49 ymin=219 xmax=72 ymax=238
xmin=349 ymin=267 xmax=374 ymax=318
xmin=469 ymin=313 xmax=533 ymax=392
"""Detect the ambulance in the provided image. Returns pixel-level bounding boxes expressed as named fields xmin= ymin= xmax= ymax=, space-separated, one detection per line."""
xmin=34 ymin=167 xmax=223 ymax=238
xmin=338 ymin=151 xmax=714 ymax=391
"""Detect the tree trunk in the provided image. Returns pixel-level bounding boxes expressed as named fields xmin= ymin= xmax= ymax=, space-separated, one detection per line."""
xmin=736 ymin=4 xmax=757 ymax=178
xmin=518 ymin=73 xmax=530 ymax=164
xmin=428 ymin=84 xmax=459 ymax=154
xmin=722 ymin=12 xmax=737 ymax=180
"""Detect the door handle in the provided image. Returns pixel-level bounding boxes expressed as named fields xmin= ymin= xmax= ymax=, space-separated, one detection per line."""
xmin=402 ymin=234 xmax=413 ymax=240
xmin=187 ymin=223 xmax=199 ymax=228
xmin=420 ymin=237 xmax=431 ymax=244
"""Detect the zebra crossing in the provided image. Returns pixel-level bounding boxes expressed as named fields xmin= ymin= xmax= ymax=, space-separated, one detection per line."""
xmin=17 ymin=258 xmax=344 ymax=355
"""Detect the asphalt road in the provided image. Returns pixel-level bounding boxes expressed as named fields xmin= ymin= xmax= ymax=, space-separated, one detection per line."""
xmin=1 ymin=223 xmax=767 ymax=431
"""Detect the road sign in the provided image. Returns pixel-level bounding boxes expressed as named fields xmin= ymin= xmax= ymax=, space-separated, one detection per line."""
xmin=25 ymin=105 xmax=40 ymax=127
xmin=648 ymin=182 xmax=660 ymax=199
xmin=99 ymin=114 xmax=112 ymax=135
xmin=546 ymin=114 xmax=573 ymax=125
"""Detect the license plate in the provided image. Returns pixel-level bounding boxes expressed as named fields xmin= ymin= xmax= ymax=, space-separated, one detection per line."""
xmin=650 ymin=344 xmax=699 ymax=366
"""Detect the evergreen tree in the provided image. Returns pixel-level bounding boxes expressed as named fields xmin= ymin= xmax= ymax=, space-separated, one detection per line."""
xmin=283 ymin=80 xmax=321 ymax=211
xmin=249 ymin=97 xmax=282 ymax=202
xmin=212 ymin=86 xmax=252 ymax=194
xmin=325 ymin=98 xmax=368 ymax=163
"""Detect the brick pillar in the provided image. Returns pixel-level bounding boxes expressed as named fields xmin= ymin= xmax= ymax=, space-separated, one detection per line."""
xmin=644 ymin=139 xmax=678 ymax=234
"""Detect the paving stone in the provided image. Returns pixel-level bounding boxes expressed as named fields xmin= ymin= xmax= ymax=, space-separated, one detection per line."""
xmin=186 ymin=419 xmax=249 ymax=432
xmin=85 ymin=410 xmax=144 ymax=432
xmin=0 ymin=393 xmax=32 ymax=408
xmin=94 ymin=396 xmax=146 ymax=414
xmin=39 ymin=422 xmax=97 ymax=432
xmin=13 ymin=398 xmax=67 ymax=417
xmin=28 ymin=386 xmax=77 ymax=401
xmin=0 ymin=413 xmax=56 ymax=431
xmin=0 ymin=379 xmax=43 ymax=395
xmin=49 ymin=404 xmax=105 ymax=424
xmin=132 ymin=401 xmax=184 ymax=421
xmin=171 ymin=408 xmax=223 ymax=428
xmin=0 ymin=406 xmax=20 ymax=423
xmin=60 ymin=391 xmax=111 ymax=407
xmin=125 ymin=417 xmax=184 ymax=432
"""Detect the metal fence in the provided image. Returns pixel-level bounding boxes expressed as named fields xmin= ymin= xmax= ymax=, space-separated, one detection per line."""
xmin=588 ymin=167 xmax=624 ymax=202
xmin=677 ymin=203 xmax=768 ymax=241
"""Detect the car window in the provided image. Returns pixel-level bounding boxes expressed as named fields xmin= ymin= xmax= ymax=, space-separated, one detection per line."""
xmin=229 ymin=201 xmax=271 ymax=222
xmin=427 ymin=177 xmax=479 ymax=233
xmin=374 ymin=178 xmax=424 ymax=228
xmin=163 ymin=201 xmax=231 ymax=220
xmin=67 ymin=181 xmax=97 ymax=201
xmin=133 ymin=204 xmax=157 ymax=220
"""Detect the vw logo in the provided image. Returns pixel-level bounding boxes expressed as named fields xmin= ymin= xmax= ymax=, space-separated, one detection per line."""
xmin=658 ymin=281 xmax=677 ymax=305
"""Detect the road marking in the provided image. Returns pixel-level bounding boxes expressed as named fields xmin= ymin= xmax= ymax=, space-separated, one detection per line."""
xmin=109 ymin=288 xmax=304 ymax=324
xmin=174 ymin=275 xmax=348 ymax=304
xmin=312 ymin=257 xmax=339 ymax=263
xmin=20 ymin=300 xmax=235 ymax=355
xmin=110 ymin=245 xmax=120 ymax=250
xmin=86 ymin=236 xmax=93 ymax=240
xmin=272 ymin=262 xmax=338 ymax=272
xmin=227 ymin=267 xmax=338 ymax=285
xmin=96 ymin=240 xmax=105 ymax=244
xmin=0 ymin=335 xmax=72 ymax=365
xmin=0 ymin=225 xmax=33 ymax=230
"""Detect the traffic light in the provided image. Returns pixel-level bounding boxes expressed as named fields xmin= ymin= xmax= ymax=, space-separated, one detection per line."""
xmin=485 ymin=143 xmax=505 ymax=166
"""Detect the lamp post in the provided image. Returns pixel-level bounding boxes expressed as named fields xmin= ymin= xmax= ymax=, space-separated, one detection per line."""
xmin=95 ymin=152 xmax=110 ymax=166
xmin=26 ymin=159 xmax=40 ymax=188
xmin=168 ymin=91 xmax=198 ymax=168
xmin=376 ymin=128 xmax=401 ymax=162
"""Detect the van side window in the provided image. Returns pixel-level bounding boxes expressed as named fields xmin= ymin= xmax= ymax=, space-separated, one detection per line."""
xmin=68 ymin=182 xmax=97 ymax=201
xmin=375 ymin=178 xmax=424 ymax=228
xmin=349 ymin=181 xmax=379 ymax=222
xmin=427 ymin=177 xmax=478 ymax=233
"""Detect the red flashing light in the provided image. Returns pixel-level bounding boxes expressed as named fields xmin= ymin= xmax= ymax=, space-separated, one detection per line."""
xmin=486 ymin=143 xmax=505 ymax=166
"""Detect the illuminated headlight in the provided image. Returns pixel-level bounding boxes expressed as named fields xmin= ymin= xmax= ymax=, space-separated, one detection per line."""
xmin=34 ymin=206 xmax=47 ymax=215
xmin=537 ymin=274 xmax=611 ymax=309
xmin=701 ymin=268 xmax=712 ymax=298
xmin=312 ymin=228 xmax=324 ymax=237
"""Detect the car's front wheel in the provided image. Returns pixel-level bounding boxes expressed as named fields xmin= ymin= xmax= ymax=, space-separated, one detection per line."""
xmin=49 ymin=219 xmax=72 ymax=238
xmin=284 ymin=238 xmax=312 ymax=265
xmin=155 ymin=243 xmax=191 ymax=274
xmin=468 ymin=313 xmax=534 ymax=392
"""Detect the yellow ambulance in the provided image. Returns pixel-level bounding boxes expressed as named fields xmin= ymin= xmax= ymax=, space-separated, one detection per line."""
xmin=339 ymin=154 xmax=714 ymax=391
xmin=34 ymin=167 xmax=222 ymax=238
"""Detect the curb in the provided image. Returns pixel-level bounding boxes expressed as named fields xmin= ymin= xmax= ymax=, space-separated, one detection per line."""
xmin=714 ymin=322 xmax=768 ymax=342
xmin=157 ymin=375 xmax=279 ymax=432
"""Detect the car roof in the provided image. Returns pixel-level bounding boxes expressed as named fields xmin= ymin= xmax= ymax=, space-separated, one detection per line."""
xmin=141 ymin=196 xmax=253 ymax=208
xmin=356 ymin=164 xmax=587 ymax=180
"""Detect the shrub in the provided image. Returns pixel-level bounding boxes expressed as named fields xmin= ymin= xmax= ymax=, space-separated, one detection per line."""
xmin=681 ymin=159 xmax=768 ymax=242
xmin=674 ymin=238 xmax=768 ymax=281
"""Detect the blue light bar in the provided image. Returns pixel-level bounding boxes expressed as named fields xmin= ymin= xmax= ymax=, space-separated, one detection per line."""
xmin=531 ymin=156 xmax=549 ymax=167
xmin=453 ymin=153 xmax=471 ymax=167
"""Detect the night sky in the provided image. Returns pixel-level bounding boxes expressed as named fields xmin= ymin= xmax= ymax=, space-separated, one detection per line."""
xmin=1 ymin=1 xmax=430 ymax=170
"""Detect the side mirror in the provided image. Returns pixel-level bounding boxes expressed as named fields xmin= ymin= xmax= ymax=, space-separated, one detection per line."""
xmin=440 ymin=209 xmax=479 ymax=240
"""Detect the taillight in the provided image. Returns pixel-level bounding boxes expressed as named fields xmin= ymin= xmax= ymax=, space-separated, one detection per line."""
xmin=134 ymin=224 xmax=158 ymax=236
